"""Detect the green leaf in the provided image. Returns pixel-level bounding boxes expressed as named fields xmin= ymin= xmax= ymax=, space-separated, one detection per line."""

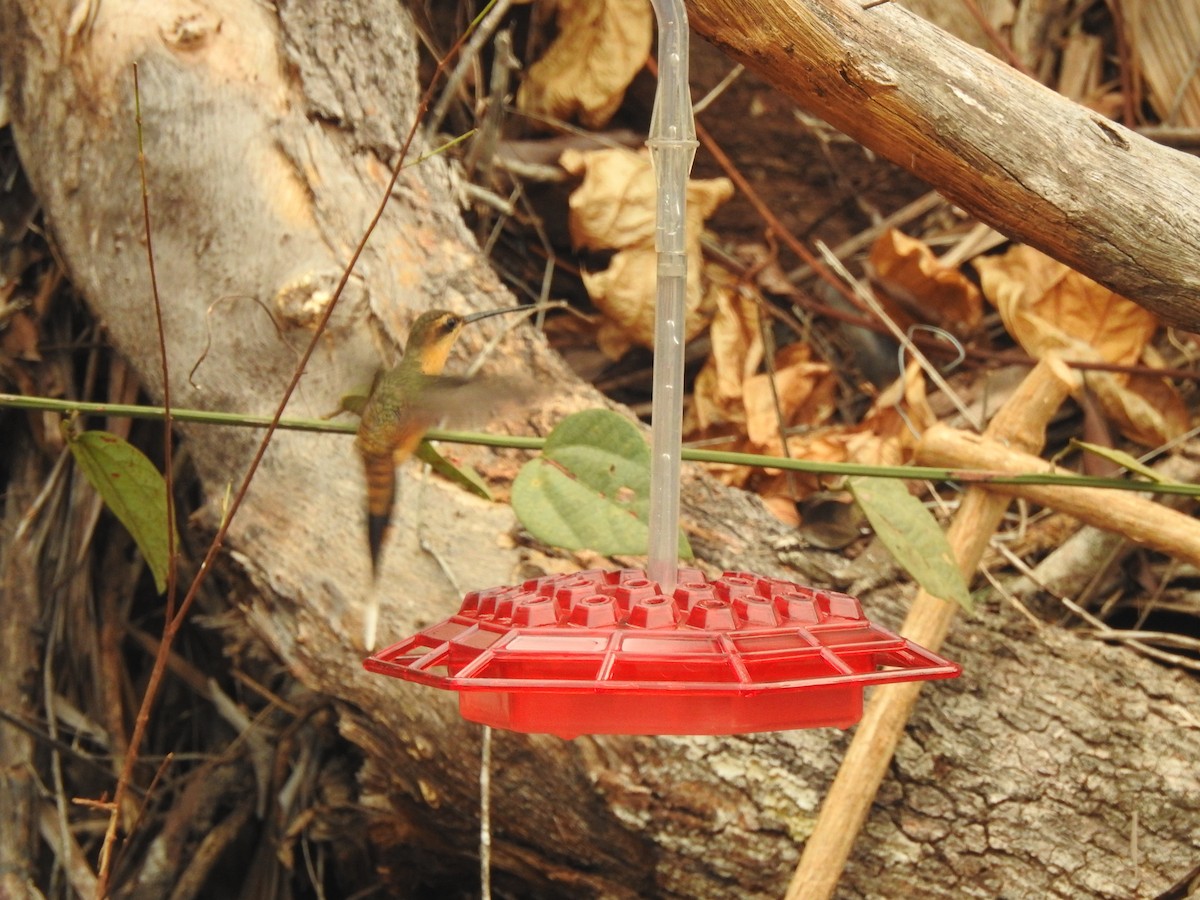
xmin=68 ymin=430 xmax=176 ymax=593
xmin=511 ymin=409 xmax=691 ymax=558
xmin=847 ymin=475 xmax=971 ymax=611
xmin=1069 ymin=439 xmax=1177 ymax=484
xmin=416 ymin=441 xmax=492 ymax=501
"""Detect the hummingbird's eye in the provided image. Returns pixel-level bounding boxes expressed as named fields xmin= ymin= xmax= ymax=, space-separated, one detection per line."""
xmin=442 ymin=316 xmax=461 ymax=333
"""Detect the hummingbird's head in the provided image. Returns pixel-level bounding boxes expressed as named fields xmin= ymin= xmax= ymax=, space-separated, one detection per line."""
xmin=405 ymin=310 xmax=467 ymax=375
xmin=403 ymin=305 xmax=528 ymax=375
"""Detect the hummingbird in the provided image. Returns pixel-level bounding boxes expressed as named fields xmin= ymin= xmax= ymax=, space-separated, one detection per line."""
xmin=352 ymin=305 xmax=528 ymax=577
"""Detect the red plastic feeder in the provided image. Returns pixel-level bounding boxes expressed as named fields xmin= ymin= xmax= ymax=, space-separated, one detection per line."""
xmin=364 ymin=567 xmax=960 ymax=738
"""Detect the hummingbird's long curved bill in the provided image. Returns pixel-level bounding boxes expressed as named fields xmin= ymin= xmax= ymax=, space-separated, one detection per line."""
xmin=462 ymin=304 xmax=530 ymax=324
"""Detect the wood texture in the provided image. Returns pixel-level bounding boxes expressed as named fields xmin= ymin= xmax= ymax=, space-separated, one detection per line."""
xmin=686 ymin=0 xmax=1200 ymax=329
xmin=2 ymin=2 xmax=1199 ymax=897
xmin=789 ymin=358 xmax=1074 ymax=898
xmin=916 ymin=423 xmax=1200 ymax=568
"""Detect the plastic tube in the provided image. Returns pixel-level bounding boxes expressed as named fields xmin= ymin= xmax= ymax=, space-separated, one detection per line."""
xmin=645 ymin=0 xmax=697 ymax=592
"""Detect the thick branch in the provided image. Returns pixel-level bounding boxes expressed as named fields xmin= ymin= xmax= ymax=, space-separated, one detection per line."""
xmin=916 ymin=423 xmax=1200 ymax=567
xmin=687 ymin=0 xmax=1200 ymax=329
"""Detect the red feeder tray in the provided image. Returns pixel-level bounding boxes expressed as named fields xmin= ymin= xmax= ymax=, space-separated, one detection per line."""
xmin=365 ymin=568 xmax=960 ymax=738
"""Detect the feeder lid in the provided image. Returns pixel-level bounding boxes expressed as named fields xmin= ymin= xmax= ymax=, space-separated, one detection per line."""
xmin=364 ymin=568 xmax=960 ymax=738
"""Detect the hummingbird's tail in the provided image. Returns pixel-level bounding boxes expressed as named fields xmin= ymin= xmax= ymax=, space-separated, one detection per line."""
xmin=361 ymin=452 xmax=396 ymax=651
xmin=362 ymin=452 xmax=396 ymax=576
xmin=367 ymin=513 xmax=389 ymax=575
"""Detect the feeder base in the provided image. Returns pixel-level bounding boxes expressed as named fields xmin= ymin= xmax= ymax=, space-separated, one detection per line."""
xmin=364 ymin=568 xmax=960 ymax=738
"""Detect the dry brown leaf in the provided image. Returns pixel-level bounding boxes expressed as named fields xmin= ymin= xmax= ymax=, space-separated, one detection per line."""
xmin=752 ymin=431 xmax=845 ymax=505
xmin=795 ymin=364 xmax=928 ymax=467
xmin=709 ymin=285 xmax=764 ymax=401
xmin=516 ymin=0 xmax=653 ymax=129
xmin=690 ymin=283 xmax=762 ymax=433
xmin=561 ymin=147 xmax=733 ymax=356
xmin=715 ymin=363 xmax=931 ymax=524
xmin=868 ymin=228 xmax=983 ymax=334
xmin=831 ymin=361 xmax=933 ymax=468
xmin=976 ymin=244 xmax=1185 ymax=446
xmin=760 ymin=495 xmax=801 ymax=528
xmin=975 ymin=244 xmax=1156 ymax=363
xmin=1087 ymin=369 xmax=1190 ymax=448
xmin=752 ymin=421 xmax=889 ymax=521
xmin=1 ymin=311 xmax=41 ymax=362
xmin=688 ymin=285 xmax=834 ymax=449
xmin=743 ymin=345 xmax=835 ymax=447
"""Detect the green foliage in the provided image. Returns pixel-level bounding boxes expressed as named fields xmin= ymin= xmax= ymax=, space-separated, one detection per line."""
xmin=415 ymin=441 xmax=492 ymax=500
xmin=1069 ymin=439 xmax=1177 ymax=484
xmin=848 ymin=475 xmax=971 ymax=611
xmin=512 ymin=409 xmax=692 ymax=558
xmin=67 ymin=429 xmax=176 ymax=593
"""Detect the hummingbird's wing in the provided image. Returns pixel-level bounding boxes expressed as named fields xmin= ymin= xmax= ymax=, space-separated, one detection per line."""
xmin=413 ymin=374 xmax=539 ymax=429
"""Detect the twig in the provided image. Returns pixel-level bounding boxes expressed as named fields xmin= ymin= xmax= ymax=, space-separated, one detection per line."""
xmin=515 ymin=189 xmax=559 ymax=332
xmin=42 ymin=639 xmax=73 ymax=895
xmin=693 ymin=63 xmax=744 ymax=115
xmin=787 ymin=356 xmax=1073 ymax=899
xmin=992 ymin=542 xmax=1200 ymax=673
xmin=428 ymin=0 xmax=513 ymax=136
xmin=916 ymin=423 xmax=1200 ymax=569
xmin=170 ymin=795 xmax=256 ymax=900
xmin=786 ymin=190 xmax=944 ymax=283
xmin=133 ymin=62 xmax=178 ymax=616
xmin=39 ymin=803 xmax=98 ymax=898
xmin=97 ymin=63 xmax=179 ymax=889
xmin=480 ymin=725 xmax=493 ymax=900
xmin=978 ymin=563 xmax=1043 ymax=629
xmin=815 ymin=241 xmax=982 ymax=430
xmin=463 ymin=26 xmax=520 ymax=182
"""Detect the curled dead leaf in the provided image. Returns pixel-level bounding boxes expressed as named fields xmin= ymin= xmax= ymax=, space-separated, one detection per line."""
xmin=975 ymin=244 xmax=1185 ymax=446
xmin=742 ymin=345 xmax=835 ymax=448
xmin=868 ymin=228 xmax=982 ymax=334
xmin=690 ymin=281 xmax=763 ymax=433
xmin=561 ymin=147 xmax=733 ymax=356
xmin=975 ymin=244 xmax=1155 ymax=364
xmin=687 ymin=282 xmax=834 ymax=450
xmin=1085 ymin=368 xmax=1189 ymax=448
xmin=517 ymin=0 xmax=653 ymax=129
xmin=699 ymin=362 xmax=931 ymax=524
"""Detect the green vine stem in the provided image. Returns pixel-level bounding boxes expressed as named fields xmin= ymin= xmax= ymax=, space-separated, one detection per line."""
xmin=5 ymin=392 xmax=1198 ymax=498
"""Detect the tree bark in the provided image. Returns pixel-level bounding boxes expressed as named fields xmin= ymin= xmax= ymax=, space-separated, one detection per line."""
xmin=2 ymin=1 xmax=1199 ymax=898
xmin=687 ymin=0 xmax=1200 ymax=331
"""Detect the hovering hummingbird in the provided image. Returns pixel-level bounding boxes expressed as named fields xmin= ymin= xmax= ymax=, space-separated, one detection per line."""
xmin=352 ymin=305 xmax=528 ymax=579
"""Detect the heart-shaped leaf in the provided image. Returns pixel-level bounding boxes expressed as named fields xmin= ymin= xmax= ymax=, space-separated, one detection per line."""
xmin=512 ymin=409 xmax=691 ymax=558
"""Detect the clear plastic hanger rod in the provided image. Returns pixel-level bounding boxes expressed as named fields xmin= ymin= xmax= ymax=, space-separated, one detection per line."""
xmin=645 ymin=0 xmax=698 ymax=593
